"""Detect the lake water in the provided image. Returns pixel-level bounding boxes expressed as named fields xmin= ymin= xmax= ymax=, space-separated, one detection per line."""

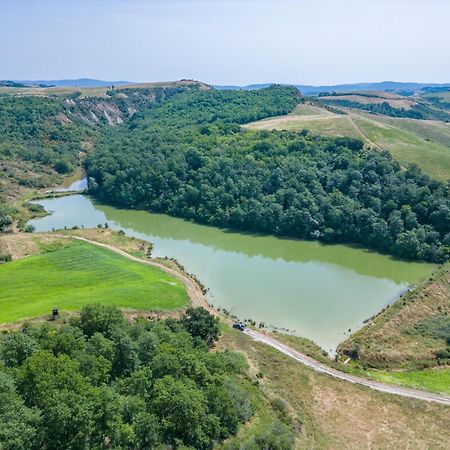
xmin=29 ymin=194 xmax=435 ymax=352
xmin=55 ymin=177 xmax=88 ymax=192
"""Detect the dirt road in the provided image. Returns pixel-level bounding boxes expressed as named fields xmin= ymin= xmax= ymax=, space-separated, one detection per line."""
xmin=244 ymin=329 xmax=450 ymax=406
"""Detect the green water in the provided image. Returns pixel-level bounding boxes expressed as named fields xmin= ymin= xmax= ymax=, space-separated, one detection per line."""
xmin=29 ymin=194 xmax=435 ymax=352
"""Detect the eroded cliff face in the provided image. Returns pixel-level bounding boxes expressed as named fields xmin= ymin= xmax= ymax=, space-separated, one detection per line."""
xmin=0 ymin=81 xmax=211 ymax=201
xmin=64 ymin=98 xmax=126 ymax=126
xmin=60 ymin=80 xmax=212 ymax=127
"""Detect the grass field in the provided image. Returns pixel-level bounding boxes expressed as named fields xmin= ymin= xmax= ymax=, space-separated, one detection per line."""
xmin=368 ymin=368 xmax=450 ymax=396
xmin=245 ymin=103 xmax=450 ymax=182
xmin=0 ymin=240 xmax=188 ymax=323
xmin=353 ymin=115 xmax=450 ymax=181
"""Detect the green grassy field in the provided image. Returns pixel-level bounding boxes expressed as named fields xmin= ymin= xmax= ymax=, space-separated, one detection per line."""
xmin=353 ymin=115 xmax=450 ymax=181
xmin=369 ymin=368 xmax=450 ymax=395
xmin=0 ymin=241 xmax=188 ymax=323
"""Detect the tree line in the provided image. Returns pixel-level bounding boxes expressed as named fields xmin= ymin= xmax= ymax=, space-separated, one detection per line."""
xmin=318 ymin=97 xmax=450 ymax=121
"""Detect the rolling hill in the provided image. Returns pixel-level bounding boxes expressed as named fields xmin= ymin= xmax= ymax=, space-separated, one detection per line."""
xmin=215 ymin=81 xmax=450 ymax=95
xmin=245 ymin=99 xmax=450 ymax=182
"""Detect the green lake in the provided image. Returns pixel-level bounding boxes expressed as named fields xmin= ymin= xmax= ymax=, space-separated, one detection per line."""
xmin=29 ymin=194 xmax=435 ymax=352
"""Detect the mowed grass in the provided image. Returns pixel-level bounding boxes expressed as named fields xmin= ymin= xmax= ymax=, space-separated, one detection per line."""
xmin=0 ymin=241 xmax=188 ymax=323
xmin=369 ymin=368 xmax=450 ymax=396
xmin=353 ymin=116 xmax=450 ymax=182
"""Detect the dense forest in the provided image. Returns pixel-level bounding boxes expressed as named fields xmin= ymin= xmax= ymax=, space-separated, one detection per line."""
xmin=0 ymin=96 xmax=97 ymax=177
xmin=85 ymin=86 xmax=450 ymax=263
xmin=0 ymin=305 xmax=294 ymax=449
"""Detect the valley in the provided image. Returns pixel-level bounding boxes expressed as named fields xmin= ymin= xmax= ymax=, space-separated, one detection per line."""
xmin=1 ymin=80 xmax=450 ymax=449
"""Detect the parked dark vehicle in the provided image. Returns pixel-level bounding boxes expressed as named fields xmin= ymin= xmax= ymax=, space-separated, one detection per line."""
xmin=233 ymin=322 xmax=245 ymax=331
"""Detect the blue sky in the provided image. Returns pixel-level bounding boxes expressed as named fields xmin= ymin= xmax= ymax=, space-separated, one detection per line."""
xmin=2 ymin=0 xmax=449 ymax=85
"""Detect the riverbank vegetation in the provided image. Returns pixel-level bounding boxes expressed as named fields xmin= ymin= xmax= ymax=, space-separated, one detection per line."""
xmin=0 ymin=239 xmax=188 ymax=323
xmin=85 ymin=86 xmax=450 ymax=262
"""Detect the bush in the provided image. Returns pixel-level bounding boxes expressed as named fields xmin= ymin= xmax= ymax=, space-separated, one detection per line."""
xmin=0 ymin=253 xmax=12 ymax=263
xmin=53 ymin=159 xmax=73 ymax=174
xmin=181 ymin=307 xmax=220 ymax=347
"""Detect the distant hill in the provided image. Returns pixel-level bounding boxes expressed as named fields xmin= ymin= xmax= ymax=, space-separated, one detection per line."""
xmin=13 ymin=78 xmax=133 ymax=87
xmin=7 ymin=79 xmax=450 ymax=93
xmin=215 ymin=81 xmax=450 ymax=95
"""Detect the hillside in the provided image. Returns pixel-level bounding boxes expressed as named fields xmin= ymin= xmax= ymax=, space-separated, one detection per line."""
xmin=316 ymin=91 xmax=450 ymax=121
xmin=11 ymin=78 xmax=133 ymax=87
xmin=216 ymin=81 xmax=450 ymax=96
xmin=0 ymin=79 xmax=211 ymax=99
xmin=338 ymin=263 xmax=450 ymax=370
xmin=0 ymin=239 xmax=187 ymax=323
xmin=0 ymin=81 xmax=209 ymax=230
xmin=1 ymin=231 xmax=450 ymax=449
xmin=0 ymin=81 xmax=450 ymax=450
xmin=245 ymin=100 xmax=450 ymax=182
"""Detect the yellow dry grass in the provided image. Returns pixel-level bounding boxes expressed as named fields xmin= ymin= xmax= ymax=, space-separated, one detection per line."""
xmin=338 ymin=264 xmax=450 ymax=368
xmin=220 ymin=328 xmax=450 ymax=449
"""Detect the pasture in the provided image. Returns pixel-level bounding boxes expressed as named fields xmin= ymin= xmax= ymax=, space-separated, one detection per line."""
xmin=0 ymin=240 xmax=188 ymax=323
xmin=369 ymin=368 xmax=450 ymax=395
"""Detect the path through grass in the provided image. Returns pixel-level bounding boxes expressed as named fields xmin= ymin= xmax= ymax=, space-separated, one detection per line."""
xmin=245 ymin=105 xmax=450 ymax=182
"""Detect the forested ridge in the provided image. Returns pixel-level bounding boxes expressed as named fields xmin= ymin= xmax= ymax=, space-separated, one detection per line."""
xmin=0 ymin=305 xmax=295 ymax=449
xmin=86 ymin=86 xmax=450 ymax=262
xmin=0 ymin=86 xmax=181 ymax=231
xmin=0 ymin=96 xmax=96 ymax=177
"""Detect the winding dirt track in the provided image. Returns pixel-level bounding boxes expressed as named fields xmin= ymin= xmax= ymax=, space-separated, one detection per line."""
xmin=73 ymin=236 xmax=450 ymax=407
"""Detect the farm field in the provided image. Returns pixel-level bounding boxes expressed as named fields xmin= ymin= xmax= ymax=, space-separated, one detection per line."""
xmin=245 ymin=102 xmax=450 ymax=182
xmin=0 ymin=240 xmax=188 ymax=323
